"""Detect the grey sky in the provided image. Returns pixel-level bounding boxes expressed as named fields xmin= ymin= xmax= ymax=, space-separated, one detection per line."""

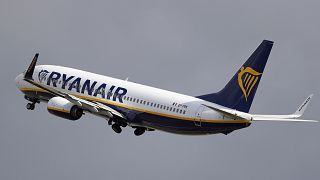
xmin=0 ymin=0 xmax=319 ymax=179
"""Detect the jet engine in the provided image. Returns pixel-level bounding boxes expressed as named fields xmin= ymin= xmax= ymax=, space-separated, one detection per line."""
xmin=47 ymin=97 xmax=83 ymax=120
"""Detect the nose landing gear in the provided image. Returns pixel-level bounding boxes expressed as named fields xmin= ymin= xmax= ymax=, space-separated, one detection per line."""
xmin=26 ymin=103 xmax=35 ymax=110
xmin=24 ymin=95 xmax=39 ymax=110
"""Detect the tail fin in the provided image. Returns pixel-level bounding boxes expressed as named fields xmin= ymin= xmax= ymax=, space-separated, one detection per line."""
xmin=197 ymin=40 xmax=273 ymax=113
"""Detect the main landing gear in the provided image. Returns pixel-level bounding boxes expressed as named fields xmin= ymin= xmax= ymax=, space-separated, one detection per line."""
xmin=112 ymin=124 xmax=122 ymax=134
xmin=108 ymin=118 xmax=127 ymax=134
xmin=107 ymin=118 xmax=147 ymax=136
xmin=134 ymin=127 xmax=146 ymax=136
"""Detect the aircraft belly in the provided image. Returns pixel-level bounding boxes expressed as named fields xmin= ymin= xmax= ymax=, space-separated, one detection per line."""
xmin=136 ymin=112 xmax=250 ymax=135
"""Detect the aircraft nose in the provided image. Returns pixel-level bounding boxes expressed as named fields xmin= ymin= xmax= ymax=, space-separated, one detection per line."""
xmin=14 ymin=73 xmax=23 ymax=88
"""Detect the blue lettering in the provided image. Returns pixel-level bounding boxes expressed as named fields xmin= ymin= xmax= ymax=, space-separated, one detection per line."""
xmin=113 ymin=87 xmax=127 ymax=103
xmin=68 ymin=77 xmax=81 ymax=92
xmin=47 ymin=72 xmax=61 ymax=87
xmin=62 ymin=74 xmax=74 ymax=89
xmin=93 ymin=83 xmax=106 ymax=98
xmin=107 ymin=85 xmax=115 ymax=100
xmin=81 ymin=80 xmax=97 ymax=95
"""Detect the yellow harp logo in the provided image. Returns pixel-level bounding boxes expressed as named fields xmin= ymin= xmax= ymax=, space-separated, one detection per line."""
xmin=238 ymin=67 xmax=262 ymax=101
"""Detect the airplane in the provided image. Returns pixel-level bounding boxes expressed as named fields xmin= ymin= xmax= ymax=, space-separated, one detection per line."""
xmin=15 ymin=40 xmax=317 ymax=136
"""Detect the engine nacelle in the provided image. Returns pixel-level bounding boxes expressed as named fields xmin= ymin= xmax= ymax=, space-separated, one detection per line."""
xmin=47 ymin=97 xmax=83 ymax=120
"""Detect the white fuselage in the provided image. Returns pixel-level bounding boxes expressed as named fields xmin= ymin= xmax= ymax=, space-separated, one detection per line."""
xmin=15 ymin=65 xmax=250 ymax=135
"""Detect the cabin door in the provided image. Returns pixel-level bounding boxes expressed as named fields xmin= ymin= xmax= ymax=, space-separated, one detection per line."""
xmin=194 ymin=105 xmax=205 ymax=126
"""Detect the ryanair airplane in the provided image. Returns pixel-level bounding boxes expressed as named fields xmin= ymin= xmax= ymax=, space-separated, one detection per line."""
xmin=15 ymin=40 xmax=317 ymax=136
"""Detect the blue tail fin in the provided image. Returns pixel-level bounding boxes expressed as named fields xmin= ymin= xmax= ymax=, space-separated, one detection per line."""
xmin=197 ymin=40 xmax=273 ymax=113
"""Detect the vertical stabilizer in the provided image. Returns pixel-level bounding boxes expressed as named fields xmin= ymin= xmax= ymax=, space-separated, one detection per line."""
xmin=197 ymin=40 xmax=273 ymax=113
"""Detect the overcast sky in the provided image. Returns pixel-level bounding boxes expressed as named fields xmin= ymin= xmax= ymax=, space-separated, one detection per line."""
xmin=0 ymin=0 xmax=319 ymax=180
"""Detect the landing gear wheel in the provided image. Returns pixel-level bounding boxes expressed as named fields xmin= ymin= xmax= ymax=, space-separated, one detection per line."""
xmin=119 ymin=121 xmax=127 ymax=128
xmin=108 ymin=119 xmax=113 ymax=125
xmin=26 ymin=103 xmax=35 ymax=110
xmin=134 ymin=128 xmax=145 ymax=136
xmin=112 ymin=124 xmax=122 ymax=134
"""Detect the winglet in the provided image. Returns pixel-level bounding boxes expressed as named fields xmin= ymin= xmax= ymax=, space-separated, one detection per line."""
xmin=293 ymin=94 xmax=313 ymax=118
xmin=24 ymin=53 xmax=39 ymax=80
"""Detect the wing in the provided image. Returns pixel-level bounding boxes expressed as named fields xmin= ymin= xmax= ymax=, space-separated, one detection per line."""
xmin=23 ymin=53 xmax=125 ymax=120
xmin=202 ymin=103 xmax=318 ymax=123
xmin=251 ymin=117 xmax=317 ymax=122
xmin=252 ymin=94 xmax=314 ymax=119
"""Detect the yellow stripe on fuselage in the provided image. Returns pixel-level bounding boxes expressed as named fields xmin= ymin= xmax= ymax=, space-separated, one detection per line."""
xmin=19 ymin=88 xmax=250 ymax=124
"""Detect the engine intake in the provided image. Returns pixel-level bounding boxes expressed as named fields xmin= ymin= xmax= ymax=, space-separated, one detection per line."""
xmin=47 ymin=97 xmax=83 ymax=120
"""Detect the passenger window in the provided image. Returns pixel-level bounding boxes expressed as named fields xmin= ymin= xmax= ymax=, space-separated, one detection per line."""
xmin=170 ymin=107 xmax=172 ymax=111
xmin=150 ymin=103 xmax=153 ymax=106
xmin=154 ymin=103 xmax=157 ymax=107
xmin=160 ymin=105 xmax=163 ymax=109
xmin=147 ymin=102 xmax=149 ymax=106
xmin=180 ymin=109 xmax=183 ymax=114
xmin=143 ymin=101 xmax=146 ymax=105
xmin=157 ymin=104 xmax=160 ymax=108
xmin=183 ymin=110 xmax=186 ymax=114
xmin=173 ymin=108 xmax=175 ymax=112
xmin=140 ymin=100 xmax=143 ymax=104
